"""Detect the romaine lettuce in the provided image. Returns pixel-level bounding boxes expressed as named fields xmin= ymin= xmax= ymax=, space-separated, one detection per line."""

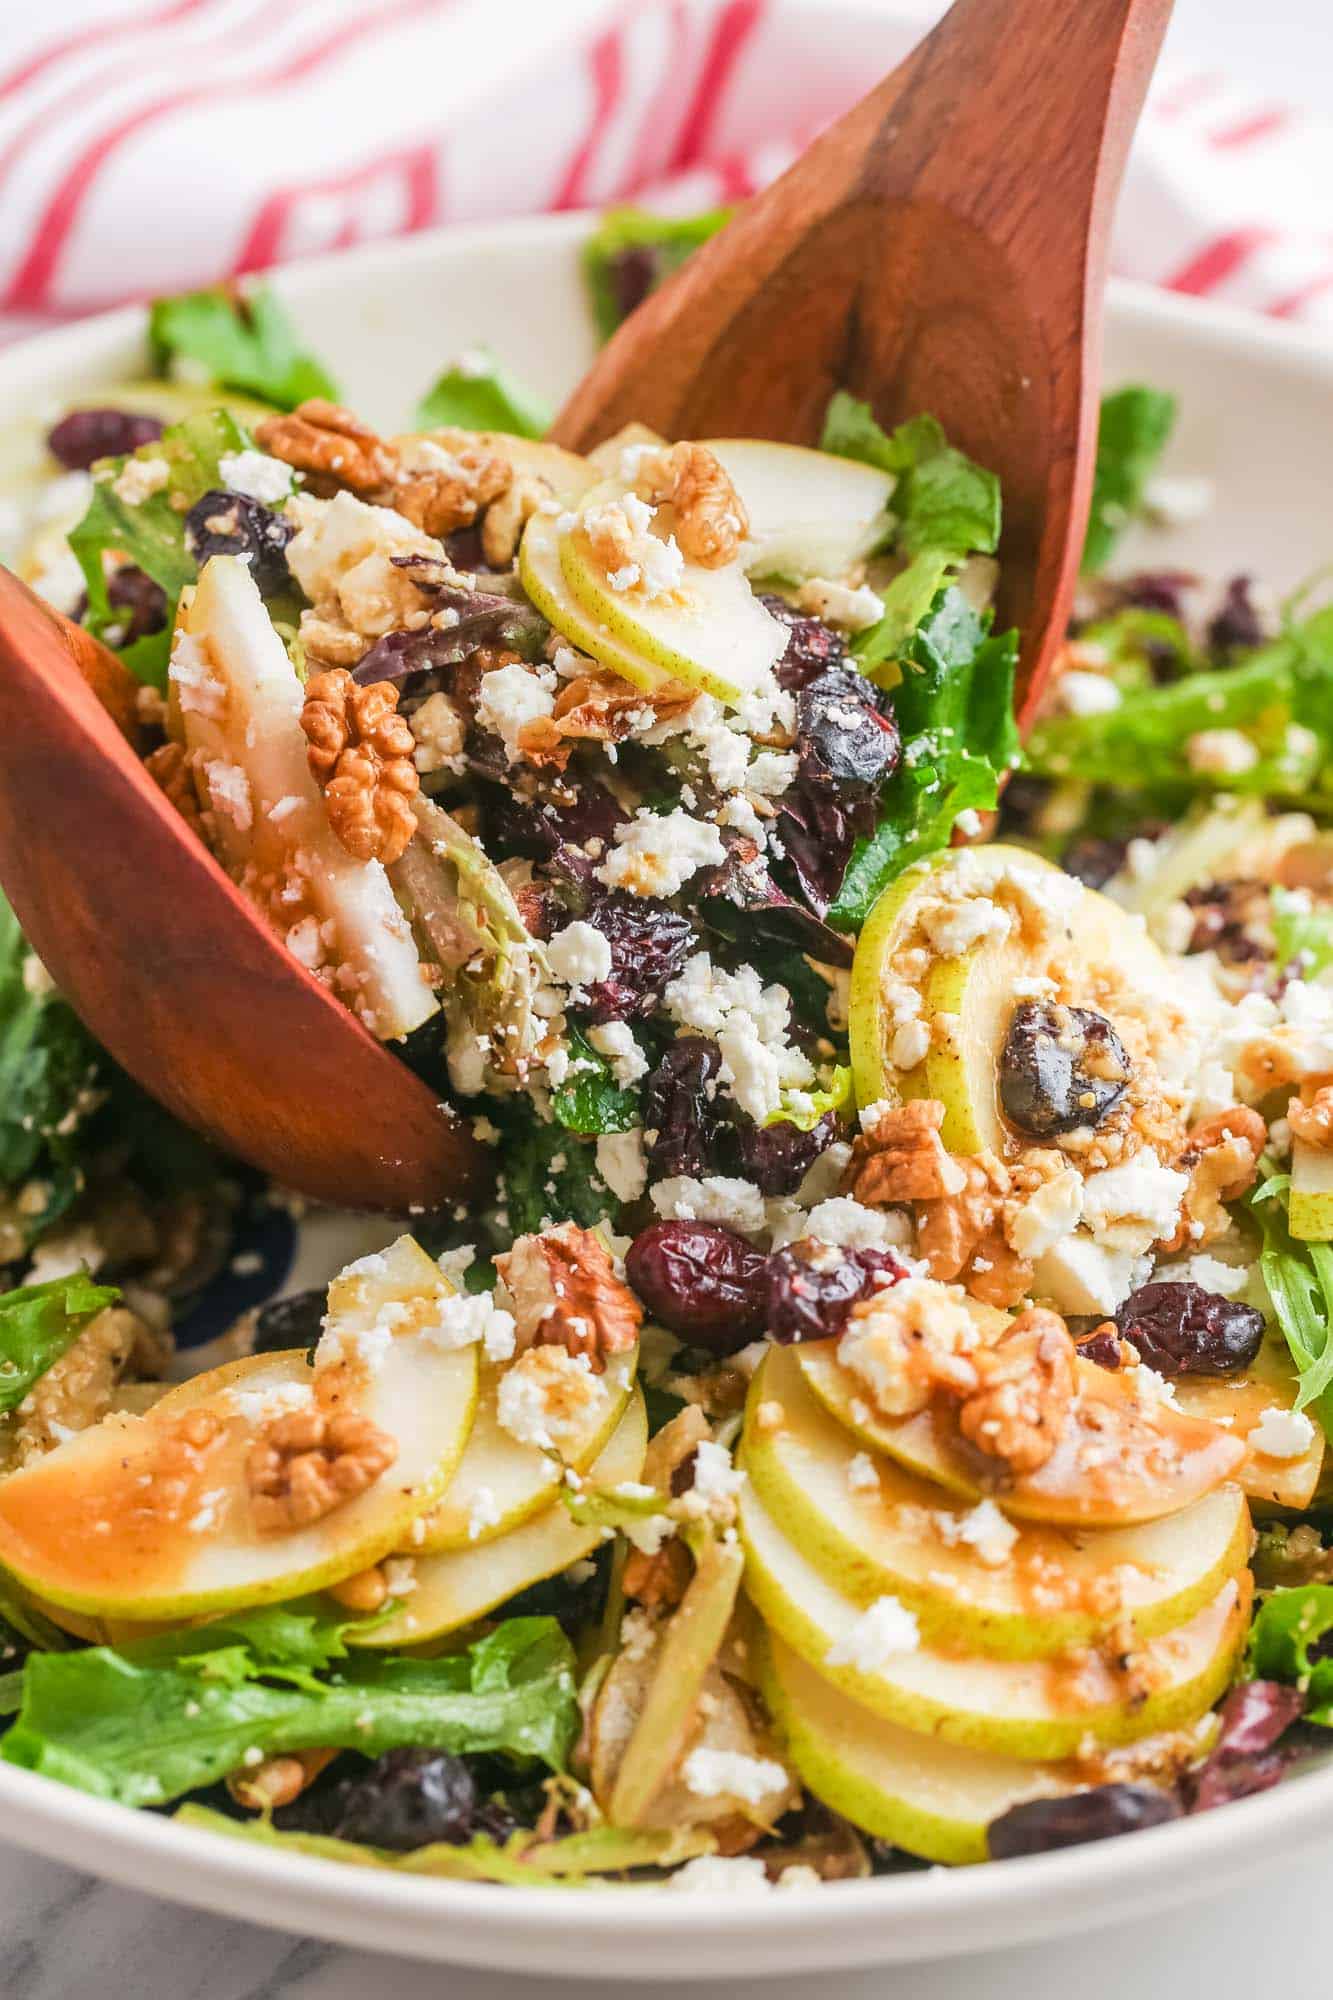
xmin=0 ymin=1272 xmax=120 ymax=1416
xmin=414 ymin=349 xmax=551 ymax=438
xmin=148 ymin=285 xmax=339 ymax=411
xmin=1083 ymin=384 xmax=1178 ymax=573
xmin=583 ymin=207 xmax=732 ymax=342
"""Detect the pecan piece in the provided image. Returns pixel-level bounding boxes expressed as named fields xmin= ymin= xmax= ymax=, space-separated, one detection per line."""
xmin=247 ymin=1406 xmax=397 ymax=1532
xmin=958 ymin=1306 xmax=1076 ymax=1475
xmin=634 ymin=442 xmax=749 ymax=568
xmin=495 ymin=1221 xmax=643 ymax=1372
xmin=846 ymin=1099 xmax=967 ymax=1204
xmin=300 ymin=667 xmax=419 ymax=865
xmin=254 ymin=399 xmax=396 ymax=496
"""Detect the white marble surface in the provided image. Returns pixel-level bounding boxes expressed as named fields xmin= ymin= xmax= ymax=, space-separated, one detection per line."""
xmin=1 ymin=0 xmax=1328 ymax=1992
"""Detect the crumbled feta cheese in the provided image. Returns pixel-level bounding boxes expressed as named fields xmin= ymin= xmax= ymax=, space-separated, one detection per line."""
xmin=595 ymin=1129 xmax=648 ymax=1203
xmin=662 ymin=951 xmax=814 ymax=1120
xmin=203 ymin=758 xmax=253 ymax=833
xmin=954 ymin=808 xmax=984 ymax=838
xmin=596 ymin=809 xmax=725 ymax=898
xmin=284 ymin=489 xmax=439 ymax=638
xmin=582 ymin=494 xmax=685 ymax=600
xmin=1057 ymin=670 xmax=1122 ymax=717
xmin=745 ymin=749 xmax=799 ymax=797
xmin=1249 ymin=1407 xmax=1316 ymax=1460
xmin=825 ymin=1595 xmax=920 ymax=1672
xmin=111 ymin=455 xmax=169 ymax=504
xmin=587 ymin=1021 xmax=648 ymax=1086
xmin=467 ymin=1485 xmax=503 ymax=1541
xmin=1034 ymin=1236 xmax=1150 ymax=1316
xmin=547 ymin=920 xmax=613 ymax=991
xmin=690 ymin=1438 xmax=745 ymax=1508
xmin=314 ymin=1322 xmax=394 ymax=1377
xmin=475 ymin=660 xmax=556 ymax=764
xmin=796 ymin=576 xmax=884 ymax=631
xmin=169 ymin=631 xmax=226 ymax=719
xmin=949 ymin=1498 xmax=1019 ymax=1567
xmin=666 ymin=1855 xmax=773 ymax=1894
xmin=802 ymin=1196 xmax=911 ymax=1252
xmin=285 ymin=916 xmax=325 ymax=970
xmin=219 ymin=449 xmax=292 ymax=505
xmin=922 ymin=896 xmax=1012 ymax=958
xmin=1186 ymin=729 xmax=1259 ymax=777
xmin=225 ymin=1381 xmax=315 ymax=1423
xmin=422 ymin=1289 xmax=518 ymax=1363
xmin=651 ymin=1175 xmax=767 ymax=1237
xmin=495 ymin=1347 xmax=604 ymax=1450
xmin=1164 ymin=1252 xmax=1248 ymax=1297
xmin=1080 ymin=1155 xmax=1189 ymax=1252
xmin=1006 ymin=1168 xmax=1084 ymax=1260
xmin=889 ymin=1018 xmax=931 ymax=1070
xmin=682 ymin=1748 xmax=789 ymax=1804
xmin=846 ymin=1451 xmax=880 ymax=1494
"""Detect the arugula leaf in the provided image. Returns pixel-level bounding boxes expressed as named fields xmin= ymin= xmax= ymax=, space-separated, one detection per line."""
xmin=1024 ymin=606 xmax=1333 ymax=806
xmin=0 ymin=1613 xmax=578 ymax=1809
xmin=819 ymin=395 xmax=1000 ymax=560
xmin=0 ymin=1272 xmax=120 ymax=1415
xmin=549 ymin=1028 xmax=639 ymax=1137
xmin=830 ymin=589 xmax=1020 ymax=929
xmin=414 ymin=349 xmax=551 ymax=439
xmin=1272 ymin=888 xmax=1333 ymax=979
xmin=1251 ymin=1169 xmax=1333 ymax=1438
xmin=148 ymin=285 xmax=338 ymax=410
xmin=583 ymin=207 xmax=732 ymax=342
xmin=1248 ymin=1585 xmax=1333 ymax=1720
xmin=0 ymin=891 xmax=103 ymax=1244
xmin=1083 ymin=385 xmax=1178 ymax=574
xmin=499 ymin=1117 xmax=618 ymax=1239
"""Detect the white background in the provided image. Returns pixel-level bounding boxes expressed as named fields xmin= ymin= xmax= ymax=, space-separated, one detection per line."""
xmin=0 ymin=0 xmax=1329 ymax=1994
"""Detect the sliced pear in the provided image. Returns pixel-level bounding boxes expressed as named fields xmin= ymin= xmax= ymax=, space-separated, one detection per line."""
xmin=357 ymin=1388 xmax=648 ymax=1648
xmin=0 ymin=1340 xmax=478 ymax=1622
xmin=558 ymin=477 xmax=787 ymax=704
xmin=412 ymin=1343 xmax=638 ymax=1553
xmin=795 ymin=1340 xmax=1246 ymax=1527
xmin=740 ymin=1487 xmax=1249 ymax=1759
xmin=518 ymin=506 xmax=678 ymax=694
xmin=744 ymin=1346 xmax=1249 ymax=1658
xmin=585 ymin=423 xmax=668 ymax=478
xmin=848 ymin=845 xmax=1174 ymax=1155
xmin=1175 ymin=1342 xmax=1325 ymax=1511
xmin=702 ymin=439 xmax=893 ymax=582
xmin=174 ymin=555 xmax=436 ymax=1038
xmin=1288 ymin=1140 xmax=1333 ymax=1243
xmin=760 ymin=1631 xmax=1077 ymax=1864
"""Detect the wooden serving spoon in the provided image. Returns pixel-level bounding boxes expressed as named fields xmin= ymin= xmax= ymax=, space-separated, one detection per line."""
xmin=554 ymin=0 xmax=1174 ymax=724
xmin=0 ymin=0 xmax=1170 ymax=1211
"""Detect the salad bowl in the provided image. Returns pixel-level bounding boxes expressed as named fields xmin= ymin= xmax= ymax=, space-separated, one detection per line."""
xmin=0 ymin=207 xmax=1330 ymax=1974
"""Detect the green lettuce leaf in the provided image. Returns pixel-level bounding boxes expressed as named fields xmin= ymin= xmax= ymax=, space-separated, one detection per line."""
xmin=1251 ymin=1168 xmax=1333 ymax=1438
xmin=1083 ymin=385 xmax=1178 ymax=574
xmin=1272 ymin=888 xmax=1333 ymax=979
xmin=829 ymin=588 xmax=1020 ymax=929
xmin=1248 ymin=1584 xmax=1333 ymax=1719
xmin=550 ymin=1028 xmax=639 ymax=1137
xmin=0 ymin=1612 xmax=578 ymax=1809
xmin=499 ymin=1117 xmax=617 ymax=1240
xmin=148 ymin=285 xmax=339 ymax=410
xmin=0 ymin=1272 xmax=120 ymax=1415
xmin=414 ymin=349 xmax=551 ymax=438
xmin=819 ymin=396 xmax=1000 ymax=560
xmin=583 ymin=207 xmax=732 ymax=342
xmin=0 ymin=890 xmax=103 ymax=1243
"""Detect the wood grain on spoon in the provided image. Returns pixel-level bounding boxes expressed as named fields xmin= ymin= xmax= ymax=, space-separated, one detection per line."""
xmin=554 ymin=0 xmax=1174 ymax=724
xmin=0 ymin=568 xmax=487 ymax=1213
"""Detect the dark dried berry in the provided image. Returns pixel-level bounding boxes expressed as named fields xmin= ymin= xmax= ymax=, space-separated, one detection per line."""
xmin=775 ymin=787 xmax=870 ymax=919
xmin=1114 ymin=1281 xmax=1265 ymax=1377
xmin=1074 ymin=1323 xmax=1124 ymax=1370
xmin=105 ymin=564 xmax=168 ymax=644
xmin=1182 ymin=878 xmax=1272 ymax=969
xmin=767 ymin=1241 xmax=904 ymax=1345
xmin=252 ymin=1288 xmax=326 ymax=1356
xmin=1117 ymin=570 xmax=1196 ymax=621
xmin=606 ymin=244 xmax=661 ymax=324
xmin=47 ymin=406 xmax=164 ymax=470
xmin=625 ymin=1220 xmax=769 ymax=1351
xmin=184 ymin=489 xmax=295 ymax=598
xmin=327 ymin=1748 xmax=477 ymax=1852
xmin=1187 ymin=1680 xmax=1304 ymax=1813
xmin=642 ymin=1039 xmax=726 ymax=1180
xmin=1207 ymin=575 xmax=1268 ymax=662
xmin=987 ymin=1782 xmax=1181 ymax=1860
xmin=995 ymin=773 xmax=1052 ymax=840
xmin=796 ymin=667 xmax=900 ymax=802
xmin=730 ymin=1110 xmax=841 ymax=1197
xmin=485 ymin=776 xmax=626 ymax=863
xmin=759 ymin=594 xmax=849 ymax=690
xmin=1061 ymin=837 xmax=1130 ymax=891
xmin=999 ymin=1001 xmax=1130 ymax=1138
xmin=581 ymin=894 xmax=697 ymax=1023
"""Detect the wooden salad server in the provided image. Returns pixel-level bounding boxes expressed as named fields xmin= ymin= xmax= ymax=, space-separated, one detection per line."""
xmin=0 ymin=0 xmax=1171 ymax=1210
xmin=554 ymin=0 xmax=1175 ymax=724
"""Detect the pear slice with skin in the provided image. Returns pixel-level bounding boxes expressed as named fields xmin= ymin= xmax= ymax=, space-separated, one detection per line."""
xmin=356 ymin=1389 xmax=648 ymax=1649
xmin=744 ymin=1346 xmax=1250 ymax=1658
xmin=411 ymin=1343 xmax=638 ymax=1554
xmin=848 ymin=844 xmax=1176 ymax=1156
xmin=701 ymin=439 xmax=894 ymax=583
xmin=740 ymin=1486 xmax=1250 ymax=1760
xmin=796 ymin=1338 xmax=1246 ymax=1528
xmin=518 ymin=506 xmax=679 ymax=694
xmin=1288 ymin=1140 xmax=1333 ymax=1244
xmin=558 ymin=477 xmax=787 ymax=705
xmin=1174 ymin=1340 xmax=1325 ymax=1511
xmin=760 ymin=1630 xmax=1079 ymax=1865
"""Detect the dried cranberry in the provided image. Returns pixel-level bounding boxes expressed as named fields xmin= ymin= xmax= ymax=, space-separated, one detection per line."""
xmin=607 ymin=244 xmax=661 ymax=324
xmin=767 ymin=1241 xmax=905 ymax=1345
xmin=987 ymin=1783 xmax=1181 ymax=1860
xmin=1183 ymin=878 xmax=1272 ymax=968
xmin=625 ymin=1220 xmax=769 ymax=1350
xmin=1187 ymin=1680 xmax=1304 ymax=1812
xmin=184 ymin=489 xmax=295 ymax=598
xmin=1074 ymin=1323 xmax=1124 ymax=1371
xmin=252 ymin=1288 xmax=325 ymax=1356
xmin=759 ymin=594 xmax=848 ymax=690
xmin=775 ymin=787 xmax=869 ymax=919
xmin=1061 ymin=837 xmax=1130 ymax=891
xmin=1117 ymin=570 xmax=1196 ymax=621
xmin=1207 ymin=576 xmax=1267 ymax=662
xmin=325 ymin=1748 xmax=477 ymax=1851
xmin=796 ymin=667 xmax=900 ymax=802
xmin=642 ymin=1039 xmax=726 ymax=1180
xmin=730 ymin=1111 xmax=841 ymax=1197
xmin=487 ymin=776 xmax=626 ymax=863
xmin=47 ymin=406 xmax=164 ymax=470
xmin=105 ymin=564 xmax=167 ymax=644
xmin=580 ymin=894 xmax=697 ymax=1023
xmin=1114 ymin=1282 xmax=1265 ymax=1377
xmin=999 ymin=1001 xmax=1130 ymax=1137
xmin=697 ymin=836 xmax=854 ymax=967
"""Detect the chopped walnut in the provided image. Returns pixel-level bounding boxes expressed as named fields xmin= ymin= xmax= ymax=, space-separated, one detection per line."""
xmin=145 ymin=740 xmax=204 ymax=835
xmin=9 ymin=1307 xmax=171 ymax=1467
xmin=1165 ymin=1105 xmax=1267 ymax=1250
xmin=846 ymin=1099 xmax=967 ymax=1204
xmin=624 ymin=1538 xmax=693 ymax=1610
xmin=838 ymin=1277 xmax=982 ymax=1418
xmin=394 ymin=436 xmax=512 ymax=539
xmin=495 ymin=1222 xmax=642 ymax=1372
xmin=300 ymin=668 xmax=419 ymax=865
xmin=257 ymin=401 xmax=514 ymax=541
xmin=916 ymin=1152 xmax=1034 ymax=1309
xmin=958 ymin=1306 xmax=1077 ymax=1475
xmin=1289 ymin=1084 xmax=1333 ymax=1152
xmin=481 ymin=471 xmax=549 ymax=567
xmin=247 ymin=1406 xmax=397 ymax=1532
xmin=634 ymin=442 xmax=749 ymax=568
xmin=255 ymin=400 xmax=396 ymax=496
xmin=516 ymin=672 xmax=696 ymax=770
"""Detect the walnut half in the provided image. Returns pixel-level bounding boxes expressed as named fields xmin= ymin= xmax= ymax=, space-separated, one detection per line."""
xmin=247 ymin=1406 xmax=397 ymax=1532
xmin=957 ymin=1306 xmax=1076 ymax=1475
xmin=495 ymin=1222 xmax=643 ymax=1372
xmin=300 ymin=668 xmax=420 ymax=865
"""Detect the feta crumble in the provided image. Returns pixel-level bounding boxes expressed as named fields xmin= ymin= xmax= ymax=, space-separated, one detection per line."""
xmin=825 ymin=1595 xmax=921 ymax=1672
xmin=595 ymin=810 xmax=726 ymax=898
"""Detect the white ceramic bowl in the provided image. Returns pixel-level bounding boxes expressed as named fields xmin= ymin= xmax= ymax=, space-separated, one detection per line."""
xmin=1 ymin=211 xmax=1332 ymax=1976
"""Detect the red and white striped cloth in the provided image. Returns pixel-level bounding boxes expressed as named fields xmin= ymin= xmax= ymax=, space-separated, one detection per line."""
xmin=0 ymin=0 xmax=1328 ymax=347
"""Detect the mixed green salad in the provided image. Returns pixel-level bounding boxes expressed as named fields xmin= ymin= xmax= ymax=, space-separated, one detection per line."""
xmin=0 ymin=212 xmax=1332 ymax=1890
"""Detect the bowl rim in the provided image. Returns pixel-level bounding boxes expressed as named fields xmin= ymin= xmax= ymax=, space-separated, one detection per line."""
xmin=0 ymin=207 xmax=1331 ymax=1971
